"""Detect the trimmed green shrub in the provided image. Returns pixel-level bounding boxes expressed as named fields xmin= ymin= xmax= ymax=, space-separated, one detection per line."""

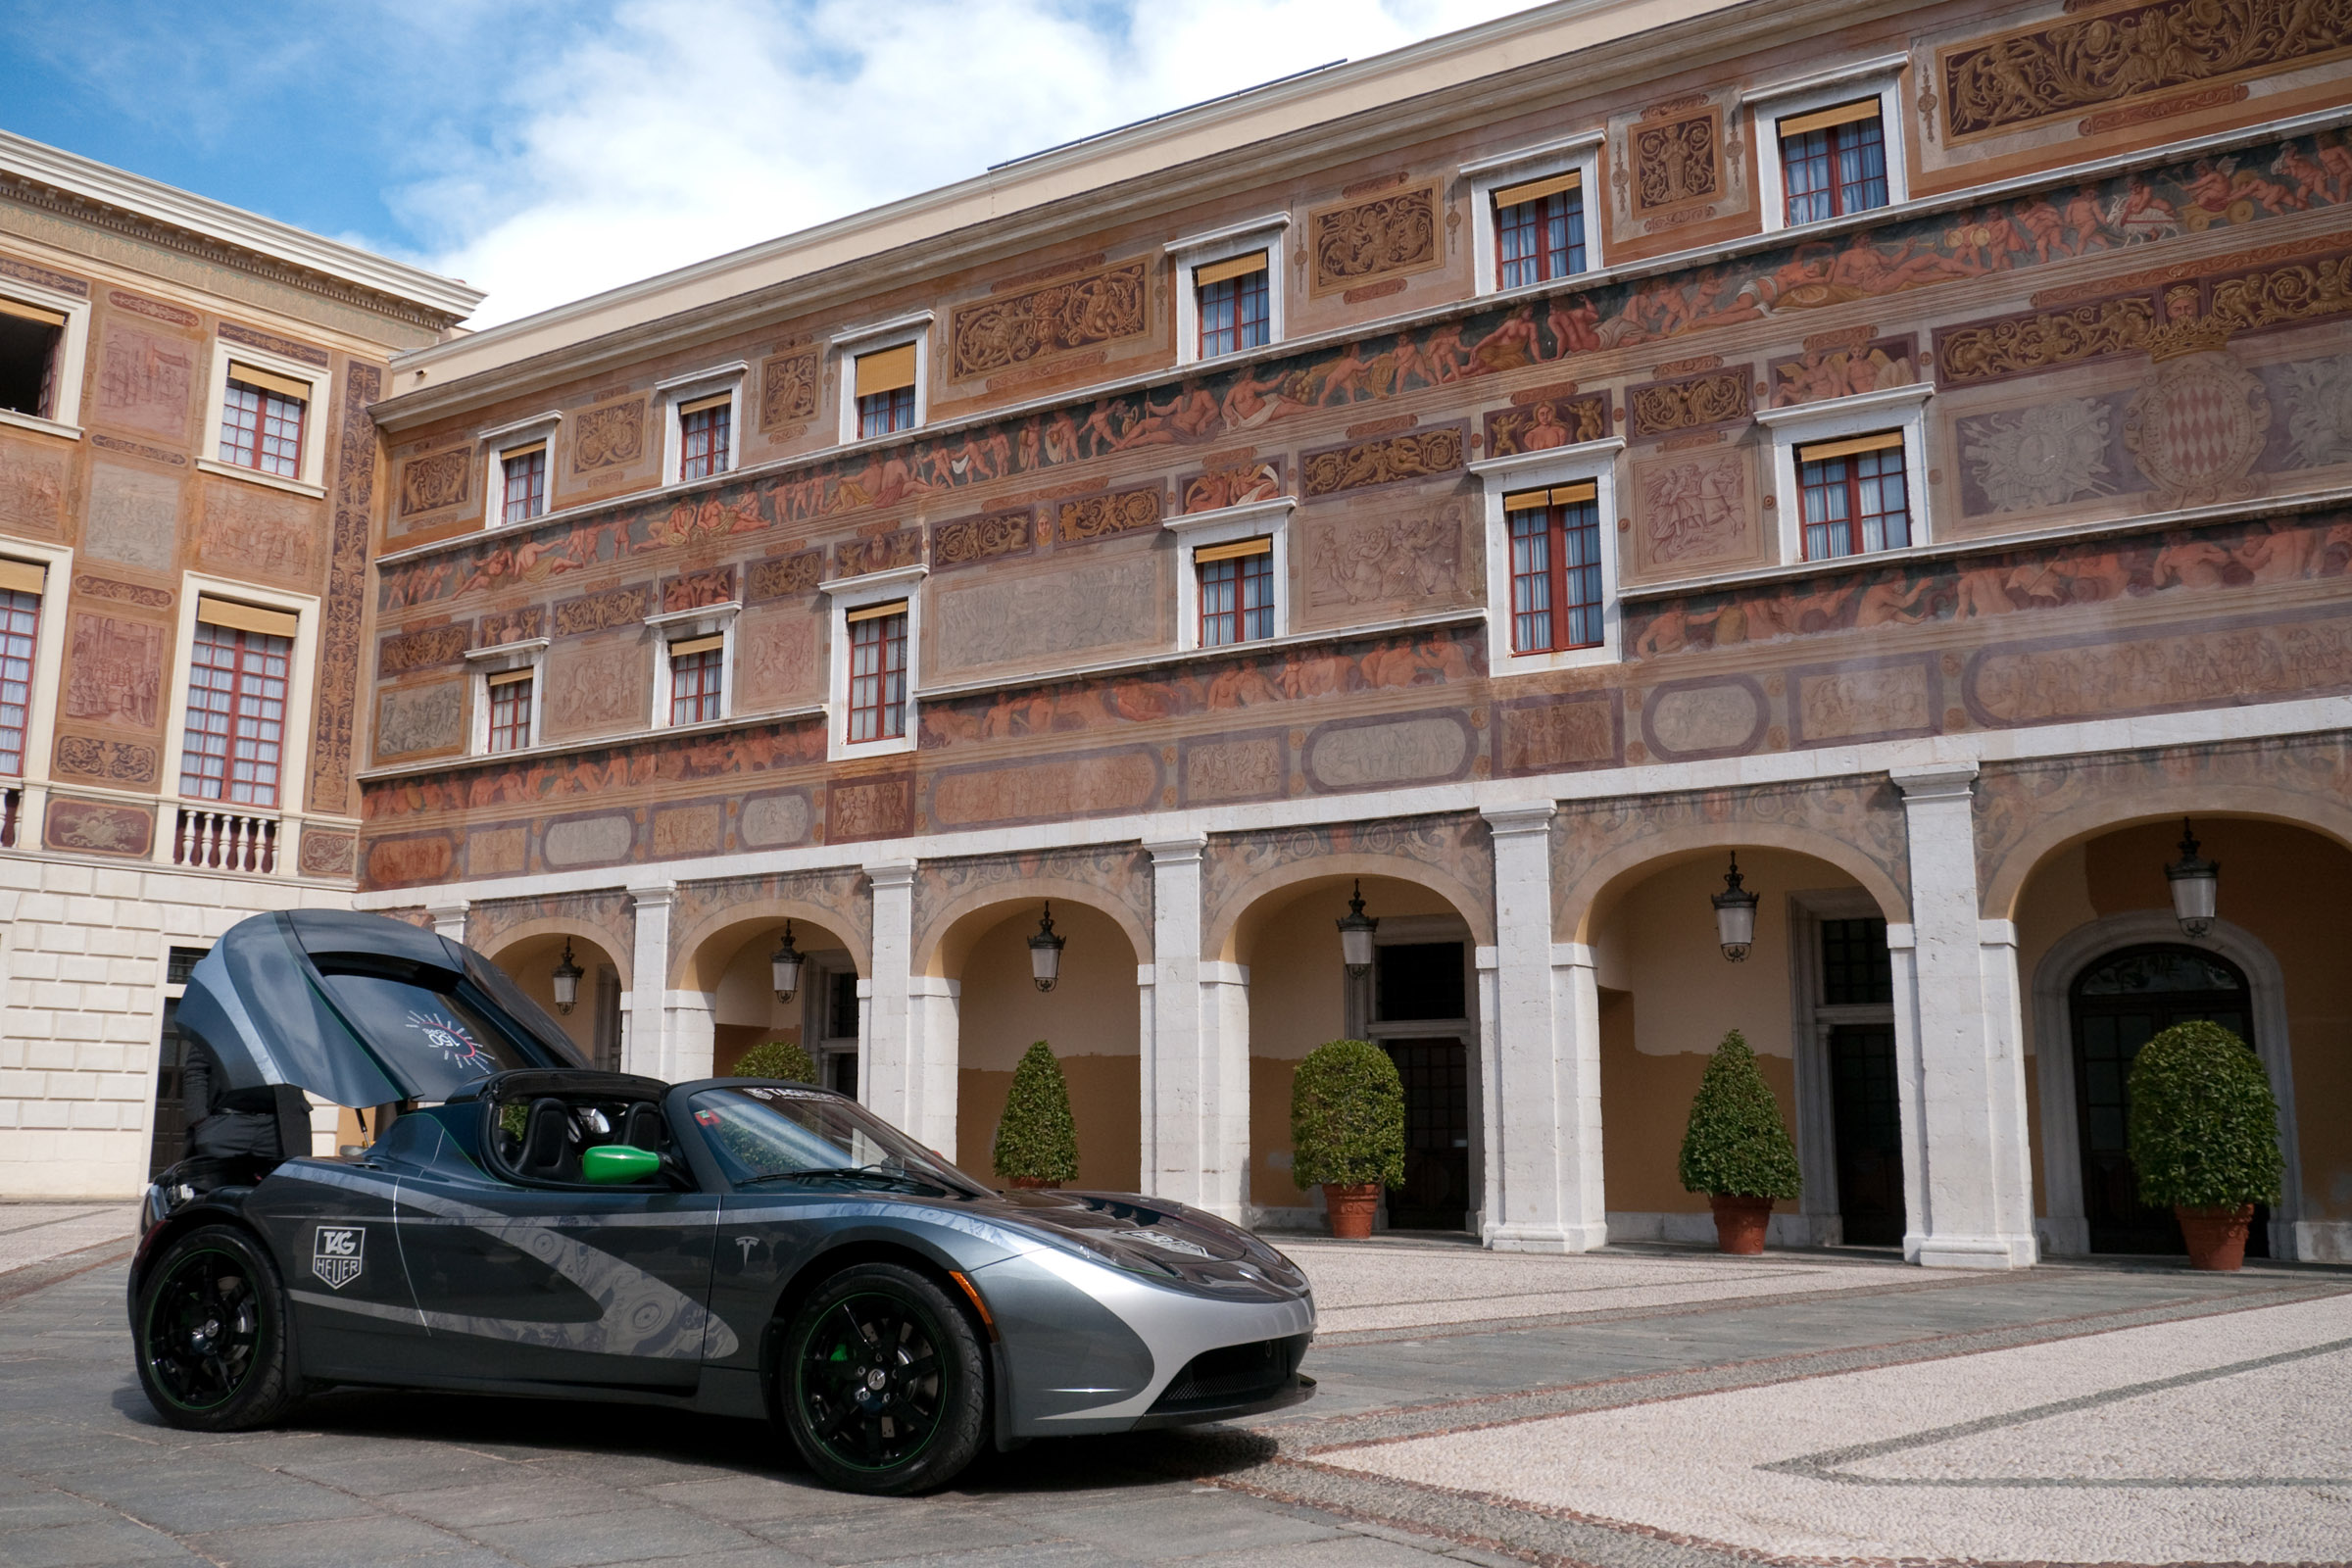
xmin=734 ymin=1038 xmax=817 ymax=1084
xmin=993 ymin=1042 xmax=1080 ymax=1183
xmin=1290 ymin=1040 xmax=1406 ymax=1190
xmin=1678 ymin=1030 xmax=1801 ymax=1200
xmin=2127 ymin=1020 xmax=2281 ymax=1209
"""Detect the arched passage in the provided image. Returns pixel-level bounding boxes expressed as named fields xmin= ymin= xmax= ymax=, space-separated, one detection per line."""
xmin=678 ymin=913 xmax=863 ymax=1089
xmin=481 ymin=926 xmax=626 ymax=1071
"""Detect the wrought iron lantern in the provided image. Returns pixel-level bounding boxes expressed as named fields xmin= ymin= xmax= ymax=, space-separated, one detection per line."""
xmin=1028 ymin=904 xmax=1066 ymax=993
xmin=550 ymin=940 xmax=584 ymax=1014
xmin=1712 ymin=854 xmax=1759 ymax=962
xmin=1337 ymin=880 xmax=1379 ymax=975
xmin=770 ymin=922 xmax=804 ymax=1003
xmin=2166 ymin=819 xmax=2220 ymax=938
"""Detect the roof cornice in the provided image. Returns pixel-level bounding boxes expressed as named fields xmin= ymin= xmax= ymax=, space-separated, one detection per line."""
xmin=0 ymin=128 xmax=482 ymax=328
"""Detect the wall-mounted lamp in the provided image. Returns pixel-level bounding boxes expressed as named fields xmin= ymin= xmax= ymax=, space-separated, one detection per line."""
xmin=771 ymin=922 xmax=804 ymax=1003
xmin=1029 ymin=904 xmax=1065 ymax=993
xmin=2166 ymin=819 xmax=2220 ymax=938
xmin=550 ymin=940 xmax=583 ymax=1014
xmin=1337 ymin=880 xmax=1379 ymax=975
xmin=1712 ymin=854 xmax=1759 ymax=962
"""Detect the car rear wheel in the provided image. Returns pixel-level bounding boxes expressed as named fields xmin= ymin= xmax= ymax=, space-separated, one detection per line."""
xmin=134 ymin=1224 xmax=298 ymax=1431
xmin=779 ymin=1262 xmax=987 ymax=1494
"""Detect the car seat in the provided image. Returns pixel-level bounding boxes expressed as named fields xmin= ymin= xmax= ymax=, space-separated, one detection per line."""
xmin=621 ymin=1102 xmax=664 ymax=1153
xmin=518 ymin=1097 xmax=578 ymax=1181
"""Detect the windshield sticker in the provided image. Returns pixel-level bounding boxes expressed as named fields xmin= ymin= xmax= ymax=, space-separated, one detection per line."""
xmin=1111 ymin=1228 xmax=1211 ymax=1258
xmin=403 ymin=1008 xmax=496 ymax=1076
xmin=313 ymin=1225 xmax=366 ymax=1289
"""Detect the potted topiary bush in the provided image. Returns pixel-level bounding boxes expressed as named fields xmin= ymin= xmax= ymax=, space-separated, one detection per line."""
xmin=993 ymin=1041 xmax=1080 ymax=1190
xmin=733 ymin=1038 xmax=817 ymax=1083
xmin=1290 ymin=1040 xmax=1405 ymax=1240
xmin=2127 ymin=1020 xmax=2282 ymax=1271
xmin=1678 ymin=1029 xmax=1801 ymax=1254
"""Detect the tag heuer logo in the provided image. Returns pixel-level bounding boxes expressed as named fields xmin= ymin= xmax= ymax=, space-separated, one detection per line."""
xmin=312 ymin=1226 xmax=366 ymax=1290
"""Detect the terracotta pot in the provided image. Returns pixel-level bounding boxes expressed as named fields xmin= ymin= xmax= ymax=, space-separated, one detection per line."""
xmin=1004 ymin=1176 xmax=1061 ymax=1190
xmin=1709 ymin=1194 xmax=1773 ymax=1255
xmin=2178 ymin=1203 xmax=2254 ymax=1271
xmin=1323 ymin=1182 xmax=1381 ymax=1240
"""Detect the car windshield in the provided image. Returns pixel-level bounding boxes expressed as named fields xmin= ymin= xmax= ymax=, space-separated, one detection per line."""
xmin=688 ymin=1085 xmax=986 ymax=1198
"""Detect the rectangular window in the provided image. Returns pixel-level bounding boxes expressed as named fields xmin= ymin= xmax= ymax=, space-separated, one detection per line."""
xmin=677 ymin=395 xmax=731 ymax=482
xmin=218 ymin=363 xmax=309 ymax=479
xmin=0 ymin=299 xmax=67 ymax=419
xmin=486 ymin=668 xmax=533 ymax=753
xmin=668 ymin=635 xmax=725 ymax=726
xmin=0 ymin=558 xmax=42 ymax=776
xmin=1504 ymin=481 xmax=1604 ymax=654
xmin=846 ymin=602 xmax=907 ymax=743
xmin=1196 ymin=537 xmax=1274 ymax=648
xmin=181 ymin=599 xmax=295 ymax=807
xmin=1780 ymin=100 xmax=1887 ymax=224
xmin=854 ymin=344 xmax=918 ymax=439
xmin=1197 ymin=251 xmax=1270 ymax=359
xmin=1493 ymin=171 xmax=1586 ymax=289
xmin=500 ymin=443 xmax=548 ymax=523
xmin=1820 ymin=916 xmax=1892 ymax=1005
xmin=1797 ymin=432 xmax=1909 ymax=561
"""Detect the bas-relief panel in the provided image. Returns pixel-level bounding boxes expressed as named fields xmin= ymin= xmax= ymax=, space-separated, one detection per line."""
xmin=63 ymin=614 xmax=163 ymax=731
xmin=0 ymin=442 xmax=68 ymax=533
xmin=196 ymin=481 xmax=316 ymax=584
xmin=932 ymin=509 xmax=1035 ymax=572
xmin=1641 ymin=676 xmax=1769 ymax=761
xmin=1482 ymin=391 xmax=1611 ymax=457
xmin=1551 ymin=777 xmax=1910 ymax=924
xmin=91 ymin=324 xmax=192 ymax=441
xmin=466 ymin=824 xmax=528 ymax=878
xmin=734 ymin=605 xmax=821 ymax=711
xmin=1306 ymin=182 xmax=1443 ymax=297
xmin=911 ymin=844 xmax=1152 ymax=967
xmin=1201 ymin=813 xmax=1495 ymax=948
xmin=373 ymin=680 xmax=466 ymax=763
xmin=1769 ymin=332 xmax=1918 ymax=407
xmin=1180 ymin=729 xmax=1290 ymax=806
xmin=569 ymin=398 xmax=648 ymax=476
xmin=299 ymin=830 xmax=357 ymax=879
xmin=371 ymin=127 xmax=2349 ymax=622
xmin=363 ymin=718 xmax=823 ymax=827
xmin=1607 ymin=88 xmax=1748 ymax=239
xmin=828 ymin=775 xmax=912 ymax=843
xmin=929 ymin=748 xmax=1159 ymax=830
xmin=1301 ymin=710 xmax=1478 ymax=792
xmin=542 ymin=812 xmax=637 ymax=870
xmin=80 ymin=463 xmax=179 ymax=572
xmin=72 ymin=574 xmax=171 ymax=611
xmin=760 ymin=351 xmax=819 ymax=431
xmin=377 ymin=623 xmax=469 ymax=677
xmin=929 ymin=550 xmax=1161 ymax=679
xmin=42 ymin=797 xmax=153 ymax=858
xmin=1495 ymin=692 xmax=1622 ymax=777
xmin=1626 ymin=443 xmax=1761 ymax=579
xmin=1297 ymin=495 xmax=1472 ymax=622
xmin=651 ymin=800 xmax=725 ymax=859
xmin=540 ymin=631 xmax=650 ymax=741
xmin=1962 ymin=602 xmax=2352 ymax=728
xmin=53 ymin=733 xmax=160 ymax=787
xmin=737 ymin=788 xmax=814 ymax=851
xmin=1788 ymin=655 xmax=1941 ymax=748
xmin=947 ymin=260 xmax=1150 ymax=380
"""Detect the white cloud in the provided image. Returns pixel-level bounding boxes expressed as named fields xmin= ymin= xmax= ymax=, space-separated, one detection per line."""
xmin=406 ymin=0 xmax=1544 ymax=326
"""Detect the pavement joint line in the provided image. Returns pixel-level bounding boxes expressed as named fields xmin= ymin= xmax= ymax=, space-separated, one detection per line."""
xmin=39 ymin=1475 xmax=238 ymax=1568
xmin=0 ymin=1236 xmax=137 ymax=1308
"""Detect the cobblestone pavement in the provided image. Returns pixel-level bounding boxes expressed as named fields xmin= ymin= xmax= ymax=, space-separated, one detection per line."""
xmin=4 ymin=1225 xmax=2347 ymax=1567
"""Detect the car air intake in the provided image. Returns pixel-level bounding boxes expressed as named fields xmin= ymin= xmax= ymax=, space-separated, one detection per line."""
xmin=1148 ymin=1333 xmax=1311 ymax=1414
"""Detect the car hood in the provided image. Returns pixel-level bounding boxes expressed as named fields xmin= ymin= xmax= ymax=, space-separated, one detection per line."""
xmin=970 ymin=1187 xmax=1310 ymax=1297
xmin=176 ymin=910 xmax=585 ymax=1107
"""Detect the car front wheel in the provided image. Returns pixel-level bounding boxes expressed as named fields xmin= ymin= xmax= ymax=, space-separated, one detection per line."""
xmin=779 ymin=1262 xmax=987 ymax=1494
xmin=134 ymin=1224 xmax=299 ymax=1431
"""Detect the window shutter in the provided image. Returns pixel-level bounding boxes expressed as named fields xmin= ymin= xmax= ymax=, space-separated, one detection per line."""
xmin=1796 ymin=430 xmax=1904 ymax=464
xmin=485 ymin=667 xmax=533 ymax=688
xmin=0 ymin=558 xmax=46 ymax=595
xmin=668 ymin=633 xmax=725 ymax=658
xmin=1492 ymin=170 xmax=1581 ymax=208
xmin=845 ymin=599 xmax=907 ymax=624
xmin=1549 ymin=480 xmax=1598 ymax=506
xmin=853 ymin=345 xmax=918 ymax=398
xmin=1502 ymin=488 xmax=1551 ymax=513
xmin=1194 ymin=251 xmax=1268 ymax=288
xmin=196 ymin=596 xmax=299 ymax=639
xmin=227 ymin=362 xmax=313 ymax=403
xmin=1780 ymin=98 xmax=1881 ymax=137
xmin=0 ymin=299 xmax=67 ymax=328
xmin=676 ymin=392 xmax=732 ymax=417
xmin=1193 ymin=536 xmax=1272 ymax=564
xmin=501 ymin=440 xmax=546 ymax=462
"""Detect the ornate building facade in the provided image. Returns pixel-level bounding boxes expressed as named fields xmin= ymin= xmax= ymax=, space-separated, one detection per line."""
xmin=0 ymin=132 xmax=480 ymax=1196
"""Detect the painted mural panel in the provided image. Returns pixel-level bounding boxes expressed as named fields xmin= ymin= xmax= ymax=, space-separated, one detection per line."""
xmin=80 ymin=463 xmax=179 ymax=572
xmin=930 ymin=550 xmax=1162 ymax=678
xmin=1302 ymin=710 xmax=1476 ymax=791
xmin=197 ymin=481 xmax=316 ymax=584
xmin=734 ymin=604 xmax=822 ymax=711
xmin=540 ymin=629 xmax=651 ymax=741
xmin=92 ymin=324 xmax=192 ymax=440
xmin=0 ymin=441 xmax=68 ymax=533
xmin=1626 ymin=443 xmax=1761 ymax=579
xmin=931 ymin=747 xmax=1160 ymax=828
xmin=63 ymin=614 xmax=163 ymax=731
xmin=373 ymin=680 xmax=466 ymax=763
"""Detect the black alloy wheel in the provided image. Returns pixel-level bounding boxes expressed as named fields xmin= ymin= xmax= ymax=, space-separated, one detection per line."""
xmin=133 ymin=1224 xmax=298 ymax=1432
xmin=780 ymin=1262 xmax=987 ymax=1494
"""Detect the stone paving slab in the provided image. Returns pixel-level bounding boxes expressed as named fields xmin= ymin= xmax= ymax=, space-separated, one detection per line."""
xmin=0 ymin=1204 xmax=136 ymax=1280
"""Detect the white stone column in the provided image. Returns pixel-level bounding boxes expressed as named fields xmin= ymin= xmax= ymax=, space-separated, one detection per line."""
xmin=662 ymin=990 xmax=715 ymax=1083
xmin=625 ymin=885 xmax=671 ymax=1081
xmin=1890 ymin=763 xmax=2037 ymax=1269
xmin=425 ymin=902 xmax=467 ymax=943
xmin=905 ymin=975 xmax=960 ymax=1157
xmin=1482 ymin=803 xmax=1606 ymax=1252
xmin=860 ymin=860 xmax=921 ymax=1137
xmin=1144 ymin=834 xmax=1245 ymax=1219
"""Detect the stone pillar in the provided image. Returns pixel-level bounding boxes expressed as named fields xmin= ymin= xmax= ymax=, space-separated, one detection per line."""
xmin=1890 ymin=763 xmax=2037 ymax=1269
xmin=1482 ymin=804 xmax=1606 ymax=1252
xmin=662 ymin=991 xmax=714 ymax=1083
xmin=425 ymin=902 xmax=467 ymax=943
xmin=1145 ymin=834 xmax=1244 ymax=1220
xmin=905 ymin=975 xmax=960 ymax=1157
xmin=861 ymin=860 xmax=920 ymax=1136
xmin=625 ymin=885 xmax=671 ymax=1081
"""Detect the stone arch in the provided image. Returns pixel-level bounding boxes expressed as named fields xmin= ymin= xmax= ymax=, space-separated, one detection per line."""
xmin=1983 ymin=798 xmax=2352 ymax=922
xmin=917 ymin=877 xmax=1151 ymax=979
xmin=466 ymin=891 xmax=634 ymax=974
xmin=1559 ymin=820 xmax=1907 ymax=944
xmin=668 ymin=869 xmax=870 ymax=992
xmin=1202 ymin=814 xmax=1495 ymax=964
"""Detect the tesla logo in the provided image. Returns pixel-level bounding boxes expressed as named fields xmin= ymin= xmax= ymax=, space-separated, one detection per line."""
xmin=313 ymin=1226 xmax=366 ymax=1290
xmin=735 ymin=1236 xmax=759 ymax=1264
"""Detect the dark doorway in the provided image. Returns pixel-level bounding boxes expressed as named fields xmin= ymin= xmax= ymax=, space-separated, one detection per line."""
xmin=147 ymin=946 xmax=211 ymax=1176
xmin=1828 ymin=1025 xmax=1903 ymax=1245
xmin=1372 ymin=941 xmax=1470 ymax=1231
xmin=2070 ymin=945 xmax=2268 ymax=1256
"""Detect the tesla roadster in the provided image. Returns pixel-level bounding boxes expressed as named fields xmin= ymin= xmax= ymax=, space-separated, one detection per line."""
xmin=128 ymin=910 xmax=1313 ymax=1493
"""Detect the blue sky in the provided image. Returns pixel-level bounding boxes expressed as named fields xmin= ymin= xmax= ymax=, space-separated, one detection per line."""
xmin=2 ymin=1 xmax=1538 ymax=326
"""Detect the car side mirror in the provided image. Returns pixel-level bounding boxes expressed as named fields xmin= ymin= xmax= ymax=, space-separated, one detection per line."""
xmin=581 ymin=1145 xmax=662 ymax=1185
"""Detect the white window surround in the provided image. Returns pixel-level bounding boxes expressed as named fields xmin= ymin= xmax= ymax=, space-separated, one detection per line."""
xmin=1166 ymin=496 xmax=1296 ymax=653
xmin=1461 ymin=130 xmax=1605 ymax=296
xmin=1754 ymin=382 xmax=1934 ymax=564
xmin=0 ymin=537 xmax=74 ymax=790
xmin=154 ymin=571 xmax=321 ymax=829
xmin=196 ymin=339 xmax=334 ymax=497
xmin=1745 ymin=55 xmax=1911 ymax=234
xmin=819 ymin=564 xmax=925 ymax=761
xmin=1468 ymin=436 xmax=1626 ymax=672
xmin=654 ymin=361 xmax=748 ymax=486
xmin=0 ymin=275 xmax=91 ymax=441
xmin=1168 ymin=212 xmax=1289 ymax=367
xmin=645 ymin=600 xmax=740 ymax=730
xmin=478 ymin=411 xmax=562 ymax=529
xmin=464 ymin=637 xmax=549 ymax=755
xmin=832 ymin=314 xmax=934 ymax=445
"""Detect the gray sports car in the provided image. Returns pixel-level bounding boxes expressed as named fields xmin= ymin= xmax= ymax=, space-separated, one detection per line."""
xmin=128 ymin=910 xmax=1314 ymax=1494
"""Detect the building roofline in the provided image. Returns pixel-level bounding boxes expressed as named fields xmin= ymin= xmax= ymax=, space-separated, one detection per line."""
xmin=0 ymin=127 xmax=483 ymax=325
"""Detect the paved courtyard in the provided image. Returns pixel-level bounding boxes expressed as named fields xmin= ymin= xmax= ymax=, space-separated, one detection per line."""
xmin=3 ymin=1204 xmax=2348 ymax=1567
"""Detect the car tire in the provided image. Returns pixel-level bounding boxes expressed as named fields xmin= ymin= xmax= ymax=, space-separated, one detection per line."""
xmin=778 ymin=1261 xmax=988 ymax=1494
xmin=133 ymin=1224 xmax=299 ymax=1432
